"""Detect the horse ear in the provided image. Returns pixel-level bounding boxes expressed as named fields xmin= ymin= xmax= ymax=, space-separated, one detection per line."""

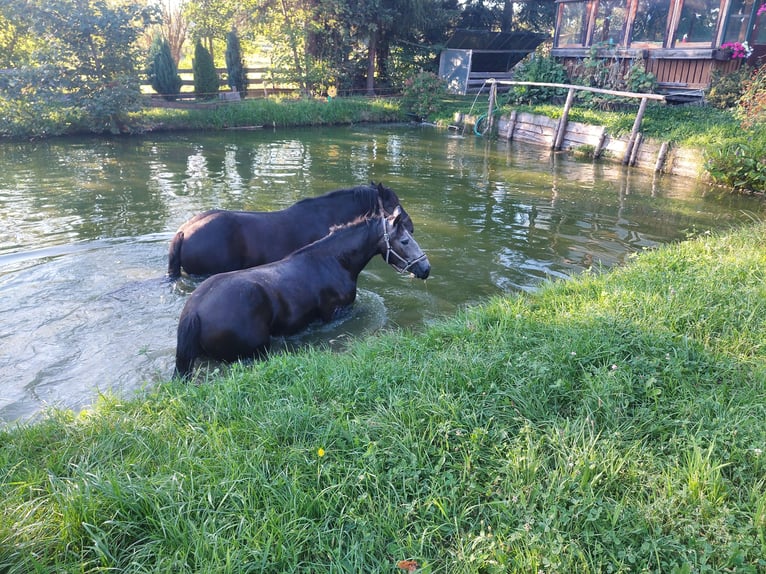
xmin=390 ymin=205 xmax=403 ymax=225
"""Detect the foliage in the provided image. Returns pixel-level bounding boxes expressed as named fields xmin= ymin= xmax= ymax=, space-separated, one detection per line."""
xmin=704 ymin=138 xmax=766 ymax=193
xmin=505 ymin=45 xmax=568 ymax=105
xmin=147 ymin=35 xmax=183 ymax=101
xmin=737 ymin=64 xmax=766 ymax=130
xmin=569 ymin=46 xmax=656 ymax=107
xmin=192 ymin=40 xmax=219 ymax=100
xmin=400 ymin=71 xmax=448 ymax=119
xmin=225 ymin=30 xmax=247 ymax=96
xmin=706 ymin=65 xmax=752 ymax=109
xmin=0 ymin=0 xmax=160 ymax=134
xmin=3 ymin=223 xmax=766 ymax=571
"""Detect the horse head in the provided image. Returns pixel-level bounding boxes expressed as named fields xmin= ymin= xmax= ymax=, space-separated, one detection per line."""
xmin=374 ymin=182 xmax=414 ymax=233
xmin=378 ymin=205 xmax=430 ymax=279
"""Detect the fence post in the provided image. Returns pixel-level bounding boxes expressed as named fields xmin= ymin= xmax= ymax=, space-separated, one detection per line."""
xmin=623 ymin=96 xmax=648 ymax=165
xmin=553 ymin=88 xmax=576 ymax=151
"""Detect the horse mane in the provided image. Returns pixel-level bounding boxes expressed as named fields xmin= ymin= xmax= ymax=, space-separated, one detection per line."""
xmin=328 ymin=212 xmax=380 ymax=235
xmin=292 ymin=182 xmax=395 ymax=213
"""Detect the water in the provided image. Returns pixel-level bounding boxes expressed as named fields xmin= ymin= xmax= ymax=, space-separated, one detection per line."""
xmin=0 ymin=124 xmax=762 ymax=422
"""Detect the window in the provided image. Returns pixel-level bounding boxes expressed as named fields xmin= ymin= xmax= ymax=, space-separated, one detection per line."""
xmin=631 ymin=0 xmax=671 ymax=45
xmin=722 ymin=0 xmax=754 ymax=43
xmin=674 ymin=0 xmax=721 ymax=45
xmin=556 ymin=1 xmax=589 ymax=47
xmin=593 ymin=0 xmax=627 ymax=45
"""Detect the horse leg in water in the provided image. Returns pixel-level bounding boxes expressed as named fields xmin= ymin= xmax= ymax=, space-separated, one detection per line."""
xmin=167 ymin=231 xmax=184 ymax=280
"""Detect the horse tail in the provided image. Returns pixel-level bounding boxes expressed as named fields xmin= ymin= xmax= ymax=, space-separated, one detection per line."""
xmin=175 ymin=310 xmax=201 ymax=379
xmin=167 ymin=231 xmax=184 ymax=280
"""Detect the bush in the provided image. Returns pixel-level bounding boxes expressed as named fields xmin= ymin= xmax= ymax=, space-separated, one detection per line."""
xmin=193 ymin=40 xmax=219 ymax=101
xmin=736 ymin=64 xmax=766 ymax=129
xmin=148 ymin=35 xmax=182 ymax=101
xmin=706 ymin=65 xmax=751 ymax=109
xmin=225 ymin=30 xmax=246 ymax=96
xmin=400 ymin=71 xmax=447 ymax=120
xmin=505 ymin=45 xmax=568 ymax=105
xmin=705 ymin=138 xmax=766 ymax=193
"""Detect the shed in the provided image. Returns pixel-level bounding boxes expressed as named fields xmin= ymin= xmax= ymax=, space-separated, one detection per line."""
xmin=438 ymin=30 xmax=547 ymax=94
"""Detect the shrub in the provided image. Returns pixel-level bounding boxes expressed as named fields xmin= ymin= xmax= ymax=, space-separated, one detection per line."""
xmin=225 ymin=30 xmax=246 ymax=97
xmin=400 ymin=71 xmax=447 ymax=120
xmin=148 ymin=35 xmax=182 ymax=101
xmin=706 ymin=65 xmax=751 ymax=109
xmin=705 ymin=139 xmax=766 ymax=193
xmin=505 ymin=45 xmax=568 ymax=105
xmin=736 ymin=64 xmax=766 ymax=129
xmin=192 ymin=40 xmax=219 ymax=101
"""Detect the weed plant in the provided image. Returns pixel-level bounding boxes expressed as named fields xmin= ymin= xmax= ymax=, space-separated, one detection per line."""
xmin=2 ymin=224 xmax=766 ymax=572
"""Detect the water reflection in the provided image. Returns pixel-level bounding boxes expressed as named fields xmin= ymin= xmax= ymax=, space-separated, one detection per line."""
xmin=0 ymin=124 xmax=763 ymax=422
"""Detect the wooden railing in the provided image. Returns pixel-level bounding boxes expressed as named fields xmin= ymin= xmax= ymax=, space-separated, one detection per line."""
xmin=141 ymin=66 xmax=299 ymax=99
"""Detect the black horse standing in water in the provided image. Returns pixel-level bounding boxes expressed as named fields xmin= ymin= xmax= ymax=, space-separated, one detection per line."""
xmin=175 ymin=205 xmax=430 ymax=378
xmin=167 ymin=182 xmax=414 ymax=279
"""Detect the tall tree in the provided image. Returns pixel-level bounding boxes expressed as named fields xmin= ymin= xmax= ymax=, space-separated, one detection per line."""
xmin=225 ymin=29 xmax=246 ymax=95
xmin=192 ymin=38 xmax=219 ymax=99
xmin=148 ymin=34 xmax=183 ymax=100
xmin=0 ymin=0 xmax=160 ymax=133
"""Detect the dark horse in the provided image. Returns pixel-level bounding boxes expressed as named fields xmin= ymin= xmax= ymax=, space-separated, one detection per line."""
xmin=167 ymin=182 xmax=414 ymax=279
xmin=175 ymin=205 xmax=430 ymax=378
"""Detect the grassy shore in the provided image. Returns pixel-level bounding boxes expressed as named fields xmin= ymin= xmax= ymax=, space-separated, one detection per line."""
xmin=2 ymin=222 xmax=766 ymax=572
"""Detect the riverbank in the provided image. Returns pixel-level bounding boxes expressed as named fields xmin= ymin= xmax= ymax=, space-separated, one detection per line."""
xmin=2 ymin=222 xmax=765 ymax=572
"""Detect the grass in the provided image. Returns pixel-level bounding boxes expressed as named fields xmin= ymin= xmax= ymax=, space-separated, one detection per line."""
xmin=2 ymin=223 xmax=766 ymax=572
xmin=136 ymin=96 xmax=405 ymax=132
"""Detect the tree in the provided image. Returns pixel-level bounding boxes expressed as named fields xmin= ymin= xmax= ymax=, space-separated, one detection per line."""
xmin=225 ymin=30 xmax=246 ymax=95
xmin=193 ymin=39 xmax=219 ymax=99
xmin=0 ymin=0 xmax=160 ymax=134
xmin=148 ymin=34 xmax=183 ymax=101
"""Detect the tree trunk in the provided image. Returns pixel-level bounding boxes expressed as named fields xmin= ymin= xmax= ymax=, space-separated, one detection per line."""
xmin=366 ymin=31 xmax=377 ymax=96
xmin=501 ymin=0 xmax=514 ymax=32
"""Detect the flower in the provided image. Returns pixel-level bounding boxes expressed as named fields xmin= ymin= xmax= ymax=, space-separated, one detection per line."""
xmin=317 ymin=447 xmax=326 ymax=458
xmin=758 ymin=3 xmax=766 ymax=16
xmin=720 ymin=41 xmax=753 ymax=59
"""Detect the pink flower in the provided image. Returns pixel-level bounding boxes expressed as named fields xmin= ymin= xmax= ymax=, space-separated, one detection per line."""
xmin=758 ymin=3 xmax=766 ymax=16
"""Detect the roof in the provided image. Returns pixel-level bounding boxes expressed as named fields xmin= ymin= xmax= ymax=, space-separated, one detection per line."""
xmin=444 ymin=29 xmax=547 ymax=52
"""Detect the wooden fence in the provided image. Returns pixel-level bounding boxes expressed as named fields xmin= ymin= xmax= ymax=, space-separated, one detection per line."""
xmin=141 ymin=66 xmax=299 ymax=100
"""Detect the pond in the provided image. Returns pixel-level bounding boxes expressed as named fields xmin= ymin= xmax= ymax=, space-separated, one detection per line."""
xmin=0 ymin=124 xmax=762 ymax=423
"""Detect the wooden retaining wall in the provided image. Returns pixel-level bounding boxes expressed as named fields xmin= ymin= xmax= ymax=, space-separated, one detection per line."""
xmin=488 ymin=111 xmax=704 ymax=180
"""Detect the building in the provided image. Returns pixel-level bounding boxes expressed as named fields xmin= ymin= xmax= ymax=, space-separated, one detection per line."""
xmin=551 ymin=0 xmax=766 ymax=97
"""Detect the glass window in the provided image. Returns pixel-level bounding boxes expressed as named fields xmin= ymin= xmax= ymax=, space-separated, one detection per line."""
xmin=631 ymin=0 xmax=671 ymax=45
xmin=753 ymin=9 xmax=766 ymax=44
xmin=722 ymin=0 xmax=754 ymax=43
xmin=675 ymin=0 xmax=721 ymax=45
xmin=593 ymin=0 xmax=627 ymax=45
xmin=556 ymin=1 xmax=588 ymax=47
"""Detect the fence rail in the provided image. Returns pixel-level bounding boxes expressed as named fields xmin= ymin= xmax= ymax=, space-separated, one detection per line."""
xmin=141 ymin=66 xmax=299 ymax=99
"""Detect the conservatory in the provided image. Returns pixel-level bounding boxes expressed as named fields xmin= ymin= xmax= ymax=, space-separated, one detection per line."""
xmin=552 ymin=0 xmax=766 ymax=96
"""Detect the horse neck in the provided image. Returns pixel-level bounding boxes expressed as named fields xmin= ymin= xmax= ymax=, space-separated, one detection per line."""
xmin=323 ymin=217 xmax=382 ymax=276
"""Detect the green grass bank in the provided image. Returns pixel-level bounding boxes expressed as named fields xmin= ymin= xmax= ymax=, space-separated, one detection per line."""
xmin=2 ymin=223 xmax=766 ymax=573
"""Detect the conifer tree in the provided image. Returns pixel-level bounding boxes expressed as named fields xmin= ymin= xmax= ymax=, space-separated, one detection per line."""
xmin=148 ymin=35 xmax=182 ymax=101
xmin=192 ymin=40 xmax=219 ymax=100
xmin=225 ymin=30 xmax=246 ymax=97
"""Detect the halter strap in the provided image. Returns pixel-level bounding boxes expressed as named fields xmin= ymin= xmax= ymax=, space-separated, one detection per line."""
xmin=381 ymin=214 xmax=427 ymax=274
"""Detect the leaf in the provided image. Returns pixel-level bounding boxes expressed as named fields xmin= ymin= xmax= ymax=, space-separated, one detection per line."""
xmin=397 ymin=559 xmax=419 ymax=572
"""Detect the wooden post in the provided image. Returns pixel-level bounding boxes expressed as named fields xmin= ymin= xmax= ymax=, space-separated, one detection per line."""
xmin=629 ymin=132 xmax=642 ymax=166
xmin=623 ymin=96 xmax=648 ymax=165
xmin=504 ymin=110 xmax=517 ymax=140
xmin=655 ymin=141 xmax=670 ymax=172
xmin=593 ymin=129 xmax=607 ymax=158
xmin=487 ymin=81 xmax=497 ymax=134
xmin=553 ymin=88 xmax=576 ymax=150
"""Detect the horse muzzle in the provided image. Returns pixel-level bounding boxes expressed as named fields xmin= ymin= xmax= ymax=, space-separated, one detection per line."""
xmin=409 ymin=257 xmax=430 ymax=279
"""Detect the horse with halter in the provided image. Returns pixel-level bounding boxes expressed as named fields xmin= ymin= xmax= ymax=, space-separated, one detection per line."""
xmin=167 ymin=182 xmax=414 ymax=279
xmin=174 ymin=204 xmax=430 ymax=378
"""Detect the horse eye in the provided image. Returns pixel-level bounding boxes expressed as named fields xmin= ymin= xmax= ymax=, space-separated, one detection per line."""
xmin=401 ymin=238 xmax=410 ymax=245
